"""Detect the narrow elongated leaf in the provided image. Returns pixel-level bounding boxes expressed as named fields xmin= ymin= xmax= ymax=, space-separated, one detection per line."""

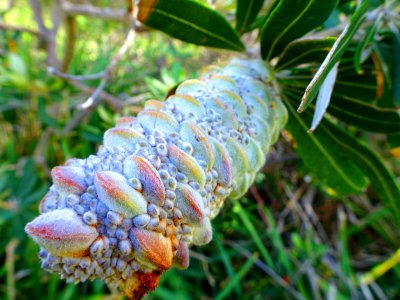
xmin=328 ymin=94 xmax=400 ymax=133
xmin=298 ymin=1 xmax=370 ymax=112
xmin=353 ymin=10 xmax=383 ymax=74
xmin=318 ymin=117 xmax=400 ymax=225
xmin=334 ymin=55 xmax=377 ymax=102
xmin=236 ymin=0 xmax=264 ymax=35
xmin=388 ymin=22 xmax=400 ymax=105
xmin=214 ymin=252 xmax=258 ymax=300
xmin=260 ymin=0 xmax=338 ymax=60
xmin=285 ymin=96 xmax=368 ymax=195
xmin=373 ymin=42 xmax=394 ymax=107
xmin=276 ymin=37 xmax=337 ymax=71
xmin=138 ymin=0 xmax=244 ymax=51
xmin=309 ymin=63 xmax=339 ymax=132
xmin=388 ymin=133 xmax=400 ymax=158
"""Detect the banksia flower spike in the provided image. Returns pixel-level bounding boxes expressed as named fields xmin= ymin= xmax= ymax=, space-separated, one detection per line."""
xmin=25 ymin=58 xmax=287 ymax=299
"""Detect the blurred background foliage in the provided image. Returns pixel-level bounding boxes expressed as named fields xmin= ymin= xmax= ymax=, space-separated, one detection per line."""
xmin=0 ymin=0 xmax=400 ymax=299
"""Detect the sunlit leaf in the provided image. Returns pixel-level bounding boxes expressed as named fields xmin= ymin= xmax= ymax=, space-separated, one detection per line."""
xmin=284 ymin=95 xmax=369 ymax=195
xmin=7 ymin=53 xmax=28 ymax=77
xmin=138 ymin=0 xmax=244 ymax=51
xmin=328 ymin=94 xmax=400 ymax=133
xmin=276 ymin=37 xmax=337 ymax=71
xmin=319 ymin=116 xmax=400 ymax=225
xmin=236 ymin=0 xmax=264 ymax=35
xmin=309 ymin=63 xmax=339 ymax=132
xmin=298 ymin=1 xmax=370 ymax=112
xmin=353 ymin=9 xmax=382 ymax=74
xmin=260 ymin=0 xmax=338 ymax=60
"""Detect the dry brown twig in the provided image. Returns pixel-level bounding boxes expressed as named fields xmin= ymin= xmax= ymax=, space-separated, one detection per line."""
xmin=58 ymin=24 xmax=137 ymax=134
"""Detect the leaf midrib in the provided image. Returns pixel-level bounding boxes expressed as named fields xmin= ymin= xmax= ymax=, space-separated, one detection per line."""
xmin=238 ymin=0 xmax=254 ymax=33
xmin=286 ymin=98 xmax=362 ymax=192
xmin=329 ymin=102 xmax=400 ymax=128
xmin=152 ymin=8 xmax=243 ymax=51
xmin=319 ymin=121 xmax=400 ymax=221
xmin=277 ymin=47 xmax=332 ymax=71
xmin=266 ymin=0 xmax=316 ymax=59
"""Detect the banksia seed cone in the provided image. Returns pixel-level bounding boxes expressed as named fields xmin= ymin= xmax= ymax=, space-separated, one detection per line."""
xmin=25 ymin=58 xmax=287 ymax=299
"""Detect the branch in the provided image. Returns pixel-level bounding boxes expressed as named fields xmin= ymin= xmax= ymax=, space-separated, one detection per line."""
xmin=28 ymin=0 xmax=60 ymax=66
xmin=67 ymin=80 xmax=123 ymax=110
xmin=61 ymin=1 xmax=127 ymax=21
xmin=48 ymin=67 xmax=105 ymax=81
xmin=28 ymin=0 xmax=46 ymax=36
xmin=60 ymin=25 xmax=137 ymax=134
xmin=60 ymin=15 xmax=77 ymax=72
xmin=0 ymin=22 xmax=39 ymax=36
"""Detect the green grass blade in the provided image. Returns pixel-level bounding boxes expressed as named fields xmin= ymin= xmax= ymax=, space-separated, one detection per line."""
xmin=214 ymin=253 xmax=258 ymax=300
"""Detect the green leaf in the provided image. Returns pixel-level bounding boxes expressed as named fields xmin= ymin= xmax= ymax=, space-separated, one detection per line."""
xmin=276 ymin=37 xmax=337 ymax=71
xmin=318 ymin=116 xmax=400 ymax=225
xmin=309 ymin=63 xmax=339 ymax=132
xmin=372 ymin=41 xmax=395 ymax=107
xmin=381 ymin=21 xmax=400 ymax=107
xmin=233 ymin=201 xmax=274 ymax=267
xmin=138 ymin=0 xmax=245 ymax=51
xmin=214 ymin=252 xmax=258 ymax=300
xmin=235 ymin=0 xmax=264 ymax=35
xmin=260 ymin=0 xmax=338 ymax=60
xmin=334 ymin=55 xmax=377 ymax=103
xmin=353 ymin=9 xmax=383 ymax=74
xmin=7 ymin=53 xmax=28 ymax=77
xmin=284 ymin=96 xmax=369 ymax=195
xmin=328 ymin=94 xmax=400 ymax=133
xmin=393 ymin=23 xmax=400 ymax=105
xmin=214 ymin=234 xmax=241 ymax=295
xmin=388 ymin=132 xmax=400 ymax=149
xmin=298 ymin=1 xmax=370 ymax=112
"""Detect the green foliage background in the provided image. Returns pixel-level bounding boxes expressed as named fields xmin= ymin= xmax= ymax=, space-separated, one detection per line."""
xmin=1 ymin=0 xmax=400 ymax=299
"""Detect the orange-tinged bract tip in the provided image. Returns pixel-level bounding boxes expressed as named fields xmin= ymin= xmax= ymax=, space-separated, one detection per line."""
xmin=116 ymin=116 xmax=137 ymax=128
xmin=192 ymin=218 xmax=213 ymax=246
xmin=179 ymin=122 xmax=215 ymax=169
xmin=168 ymin=94 xmax=206 ymax=118
xmin=175 ymin=79 xmax=210 ymax=96
xmin=175 ymin=183 xmax=205 ymax=225
xmin=172 ymin=241 xmax=190 ymax=269
xmin=51 ymin=166 xmax=87 ymax=195
xmin=207 ymin=96 xmax=239 ymax=129
xmin=138 ymin=110 xmax=179 ymax=134
xmin=104 ymin=127 xmax=145 ymax=152
xmin=144 ymin=99 xmax=165 ymax=111
xmin=94 ymin=171 xmax=147 ymax=218
xmin=209 ymin=137 xmax=233 ymax=187
xmin=213 ymin=90 xmax=247 ymax=118
xmin=25 ymin=209 xmax=98 ymax=258
xmin=168 ymin=144 xmax=206 ymax=187
xmin=130 ymin=228 xmax=173 ymax=270
xmin=123 ymin=156 xmax=166 ymax=206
